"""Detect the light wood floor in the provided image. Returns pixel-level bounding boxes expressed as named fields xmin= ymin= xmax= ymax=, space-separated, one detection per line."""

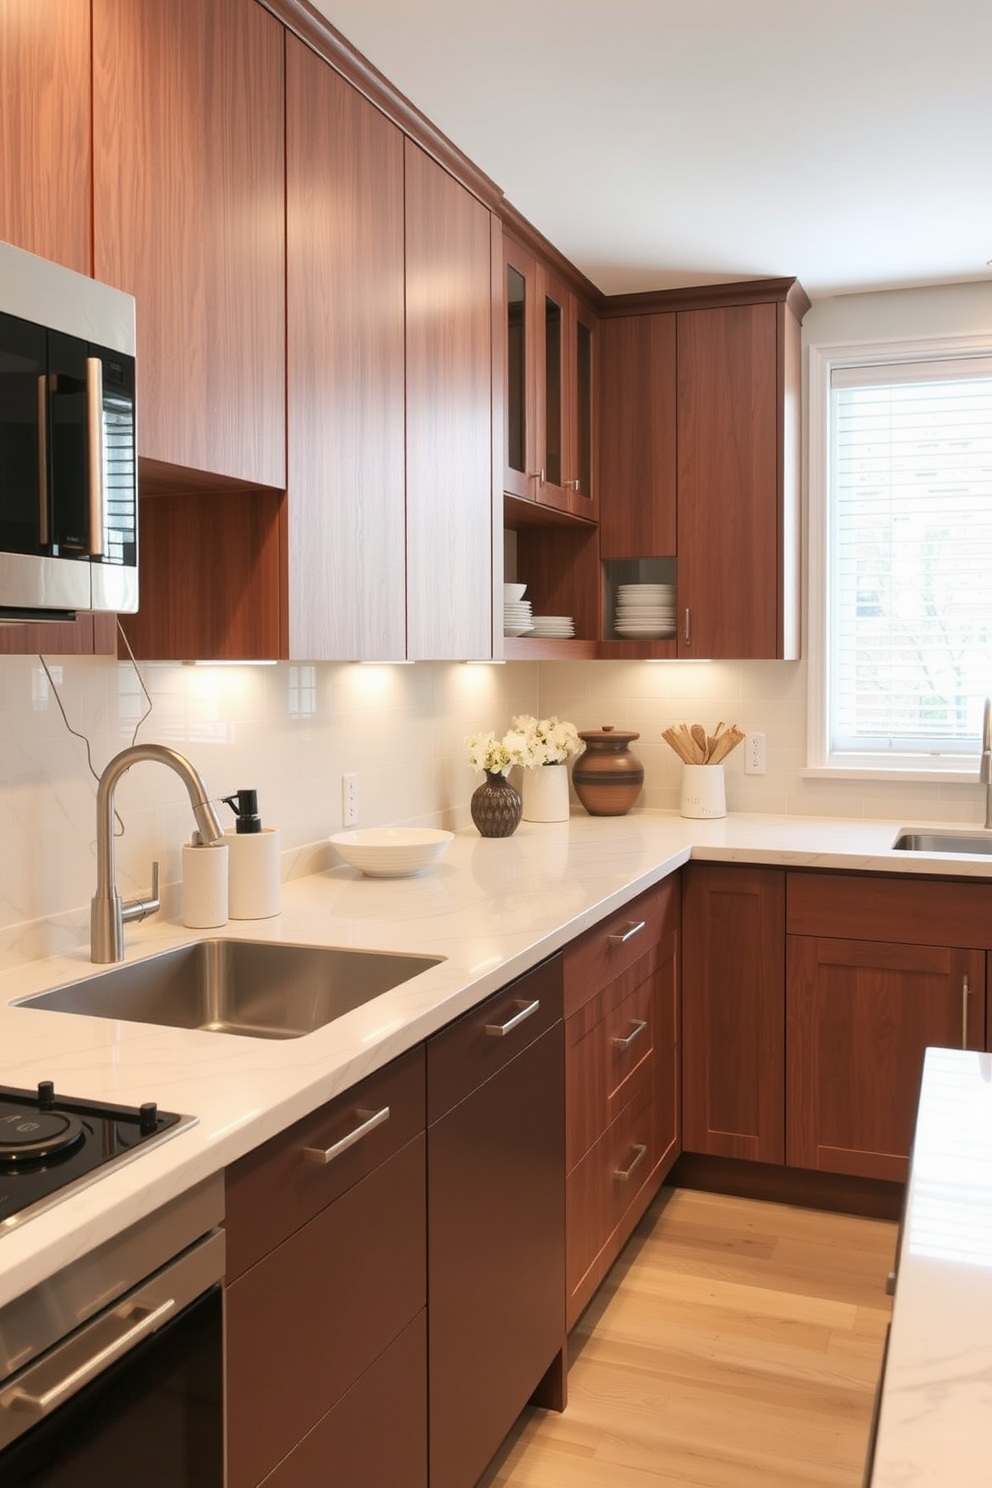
xmin=480 ymin=1188 xmax=896 ymax=1488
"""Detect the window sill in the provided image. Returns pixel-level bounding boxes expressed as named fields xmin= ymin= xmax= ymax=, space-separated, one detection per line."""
xmin=801 ymin=766 xmax=981 ymax=785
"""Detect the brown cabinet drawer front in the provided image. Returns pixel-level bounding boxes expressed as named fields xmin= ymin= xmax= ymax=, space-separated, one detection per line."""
xmin=427 ymin=954 xmax=563 ymax=1121
xmin=225 ymin=1046 xmax=425 ymax=1280
xmin=226 ymin=1134 xmax=426 ymax=1488
xmin=787 ymin=871 xmax=992 ymax=948
xmin=259 ymin=1310 xmax=427 ymax=1488
xmin=566 ymin=1052 xmax=678 ymax=1324
xmin=564 ymin=877 xmax=678 ymax=1017
xmin=566 ymin=948 xmax=671 ymax=1169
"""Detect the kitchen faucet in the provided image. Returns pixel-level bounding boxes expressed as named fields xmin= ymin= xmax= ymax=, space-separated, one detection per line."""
xmin=981 ymin=698 xmax=992 ymax=830
xmin=91 ymin=743 xmax=224 ymax=963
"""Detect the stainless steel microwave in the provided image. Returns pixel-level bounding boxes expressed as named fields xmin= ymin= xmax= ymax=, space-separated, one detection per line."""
xmin=0 ymin=241 xmax=138 ymax=619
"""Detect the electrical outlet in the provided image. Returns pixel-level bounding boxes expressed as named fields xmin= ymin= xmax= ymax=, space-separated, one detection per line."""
xmin=342 ymin=773 xmax=359 ymax=826
xmin=744 ymin=732 xmax=766 ymax=775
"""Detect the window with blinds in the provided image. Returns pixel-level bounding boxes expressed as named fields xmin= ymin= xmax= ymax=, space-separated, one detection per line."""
xmin=826 ymin=353 xmax=992 ymax=765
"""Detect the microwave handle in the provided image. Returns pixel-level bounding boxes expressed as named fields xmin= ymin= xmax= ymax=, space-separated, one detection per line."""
xmin=86 ymin=356 xmax=106 ymax=558
xmin=37 ymin=374 xmax=49 ymax=546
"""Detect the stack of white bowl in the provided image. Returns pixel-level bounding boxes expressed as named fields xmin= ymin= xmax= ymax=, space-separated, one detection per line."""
xmin=531 ymin=615 xmax=575 ymax=637
xmin=614 ymin=583 xmax=675 ymax=638
xmin=503 ymin=582 xmax=533 ymax=636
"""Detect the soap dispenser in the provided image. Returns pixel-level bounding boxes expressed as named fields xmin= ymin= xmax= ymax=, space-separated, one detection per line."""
xmin=222 ymin=789 xmax=281 ymax=919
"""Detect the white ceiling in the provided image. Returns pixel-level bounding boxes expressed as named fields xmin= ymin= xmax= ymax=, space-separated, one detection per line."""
xmin=309 ymin=0 xmax=992 ymax=303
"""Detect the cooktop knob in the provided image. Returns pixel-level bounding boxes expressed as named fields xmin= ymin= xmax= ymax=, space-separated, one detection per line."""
xmin=139 ymin=1101 xmax=159 ymax=1134
xmin=38 ymin=1080 xmax=55 ymax=1109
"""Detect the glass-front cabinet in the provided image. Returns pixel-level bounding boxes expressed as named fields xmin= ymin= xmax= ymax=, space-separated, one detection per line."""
xmin=503 ymin=231 xmax=597 ymax=523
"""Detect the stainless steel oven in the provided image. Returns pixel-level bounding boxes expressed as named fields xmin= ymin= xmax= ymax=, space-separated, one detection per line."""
xmin=0 ymin=1177 xmax=224 ymax=1487
xmin=0 ymin=240 xmax=138 ymax=621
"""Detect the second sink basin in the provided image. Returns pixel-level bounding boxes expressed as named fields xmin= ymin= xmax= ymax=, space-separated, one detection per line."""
xmin=15 ymin=939 xmax=443 ymax=1039
xmin=892 ymin=829 xmax=992 ymax=856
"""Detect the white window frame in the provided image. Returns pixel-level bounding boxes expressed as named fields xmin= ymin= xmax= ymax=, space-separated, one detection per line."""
xmin=807 ymin=330 xmax=992 ymax=779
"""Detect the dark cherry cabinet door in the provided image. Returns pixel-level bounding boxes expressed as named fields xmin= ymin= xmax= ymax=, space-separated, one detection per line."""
xmin=285 ymin=34 xmax=406 ymax=661
xmin=677 ymin=302 xmax=781 ymax=658
xmin=681 ymin=863 xmax=786 ymax=1162
xmin=92 ymin=0 xmax=286 ymax=488
xmin=787 ymin=935 xmax=986 ymax=1182
xmin=427 ymin=958 xmax=565 ymax=1488
xmin=599 ymin=312 xmax=677 ymax=560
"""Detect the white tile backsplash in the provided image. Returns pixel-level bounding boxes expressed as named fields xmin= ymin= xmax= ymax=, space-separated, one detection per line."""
xmin=2 ymin=647 xmax=988 ymax=965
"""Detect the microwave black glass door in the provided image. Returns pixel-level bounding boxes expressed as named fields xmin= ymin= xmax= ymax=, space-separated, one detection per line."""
xmin=0 ymin=311 xmax=47 ymax=555
xmin=47 ymin=330 xmax=91 ymax=556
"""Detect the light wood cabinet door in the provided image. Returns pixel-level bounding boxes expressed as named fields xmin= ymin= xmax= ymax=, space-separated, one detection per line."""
xmin=787 ymin=935 xmax=986 ymax=1182
xmin=682 ymin=863 xmax=786 ymax=1162
xmin=92 ymin=0 xmax=286 ymax=488
xmin=285 ymin=36 xmax=406 ymax=661
xmin=405 ymin=142 xmax=494 ymax=660
xmin=0 ymin=0 xmax=90 ymax=274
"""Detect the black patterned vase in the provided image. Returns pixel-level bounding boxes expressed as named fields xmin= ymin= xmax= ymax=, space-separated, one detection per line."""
xmin=470 ymin=771 xmax=522 ymax=838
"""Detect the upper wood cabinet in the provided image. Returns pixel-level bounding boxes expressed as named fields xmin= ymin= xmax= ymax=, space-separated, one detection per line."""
xmin=0 ymin=0 xmax=90 ymax=275
xmin=503 ymin=233 xmax=598 ymax=524
xmin=405 ymin=142 xmax=495 ymax=661
xmin=598 ymin=282 xmax=807 ymax=660
xmin=92 ymin=0 xmax=286 ymax=490
xmin=285 ymin=36 xmax=406 ymax=661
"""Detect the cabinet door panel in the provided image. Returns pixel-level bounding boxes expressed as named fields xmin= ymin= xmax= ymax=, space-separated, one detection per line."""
xmin=226 ymin=1133 xmax=426 ymax=1488
xmin=677 ymin=302 xmax=779 ymax=658
xmin=599 ymin=313 xmax=677 ymax=559
xmin=93 ymin=0 xmax=286 ymax=487
xmin=286 ymin=37 xmax=406 ymax=660
xmin=406 ymin=142 xmax=493 ymax=660
xmin=428 ymin=1015 xmax=564 ymax=1488
xmin=682 ymin=863 xmax=785 ymax=1162
xmin=0 ymin=0 xmax=90 ymax=273
xmin=787 ymin=936 xmax=985 ymax=1182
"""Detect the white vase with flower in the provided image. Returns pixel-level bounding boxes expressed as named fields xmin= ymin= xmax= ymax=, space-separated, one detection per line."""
xmin=508 ymin=715 xmax=583 ymax=823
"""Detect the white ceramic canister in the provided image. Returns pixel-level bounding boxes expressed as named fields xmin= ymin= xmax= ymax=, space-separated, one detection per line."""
xmin=182 ymin=838 xmax=229 ymax=928
xmin=225 ymin=827 xmax=281 ymax=919
xmin=679 ymin=763 xmax=726 ymax=819
xmin=521 ymin=762 xmax=570 ymax=823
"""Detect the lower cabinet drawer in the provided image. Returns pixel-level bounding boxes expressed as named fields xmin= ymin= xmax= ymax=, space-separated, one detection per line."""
xmin=258 ymin=1310 xmax=427 ymax=1488
xmin=226 ymin=1134 xmax=426 ymax=1488
xmin=566 ymin=1043 xmax=679 ymax=1328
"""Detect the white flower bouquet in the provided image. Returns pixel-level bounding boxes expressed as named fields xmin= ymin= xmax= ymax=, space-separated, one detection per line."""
xmin=508 ymin=714 xmax=582 ymax=768
xmin=466 ymin=730 xmax=527 ymax=778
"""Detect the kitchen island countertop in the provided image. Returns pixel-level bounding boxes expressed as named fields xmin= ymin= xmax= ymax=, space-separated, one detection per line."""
xmin=1 ymin=806 xmax=990 ymax=1308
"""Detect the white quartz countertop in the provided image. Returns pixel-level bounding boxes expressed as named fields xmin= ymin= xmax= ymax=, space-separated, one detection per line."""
xmin=1 ymin=807 xmax=990 ymax=1308
xmin=870 ymin=1046 xmax=992 ymax=1488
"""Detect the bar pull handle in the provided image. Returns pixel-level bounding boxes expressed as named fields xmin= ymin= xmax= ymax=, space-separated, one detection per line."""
xmin=607 ymin=919 xmax=646 ymax=946
xmin=527 ymin=468 xmax=546 ymax=487
xmin=3 ymin=1299 xmax=176 ymax=1416
xmin=485 ymin=998 xmax=540 ymax=1037
xmin=684 ymin=607 xmax=691 ymax=645
xmin=613 ymin=1018 xmax=648 ymax=1052
xmin=86 ymin=356 xmax=106 ymax=557
xmin=614 ymin=1143 xmax=647 ymax=1184
xmin=303 ymin=1105 xmax=390 ymax=1165
xmin=37 ymin=374 xmax=49 ymax=545
xmin=563 ymin=477 xmax=580 ymax=490
xmin=962 ymin=973 xmax=970 ymax=1049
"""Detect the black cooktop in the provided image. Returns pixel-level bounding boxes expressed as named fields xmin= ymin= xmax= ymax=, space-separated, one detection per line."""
xmin=0 ymin=1082 xmax=193 ymax=1229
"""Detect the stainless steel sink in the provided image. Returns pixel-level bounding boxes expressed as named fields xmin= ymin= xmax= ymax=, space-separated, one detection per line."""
xmin=14 ymin=939 xmax=443 ymax=1039
xmin=892 ymin=829 xmax=992 ymax=856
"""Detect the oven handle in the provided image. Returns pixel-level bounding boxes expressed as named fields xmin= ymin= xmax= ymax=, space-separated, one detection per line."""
xmin=0 ymin=1226 xmax=224 ymax=1449
xmin=4 ymin=1299 xmax=176 ymax=1417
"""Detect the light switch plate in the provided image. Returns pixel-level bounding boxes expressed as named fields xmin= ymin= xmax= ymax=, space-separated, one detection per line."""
xmin=342 ymin=773 xmax=359 ymax=826
xmin=745 ymin=733 xmax=766 ymax=775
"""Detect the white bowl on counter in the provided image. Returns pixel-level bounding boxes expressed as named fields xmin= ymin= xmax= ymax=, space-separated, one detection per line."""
xmin=329 ymin=827 xmax=454 ymax=877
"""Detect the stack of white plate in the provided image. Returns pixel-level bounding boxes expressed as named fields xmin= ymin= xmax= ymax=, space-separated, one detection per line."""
xmin=531 ymin=615 xmax=575 ymax=638
xmin=503 ymin=594 xmax=534 ymax=636
xmin=614 ymin=583 xmax=675 ymax=638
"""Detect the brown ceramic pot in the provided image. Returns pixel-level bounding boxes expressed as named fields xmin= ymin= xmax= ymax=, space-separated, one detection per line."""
xmin=572 ymin=726 xmax=644 ymax=816
xmin=470 ymin=771 xmax=522 ymax=837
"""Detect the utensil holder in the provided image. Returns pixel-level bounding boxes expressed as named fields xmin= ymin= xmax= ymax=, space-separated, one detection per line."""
xmin=680 ymin=763 xmax=726 ymax=819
